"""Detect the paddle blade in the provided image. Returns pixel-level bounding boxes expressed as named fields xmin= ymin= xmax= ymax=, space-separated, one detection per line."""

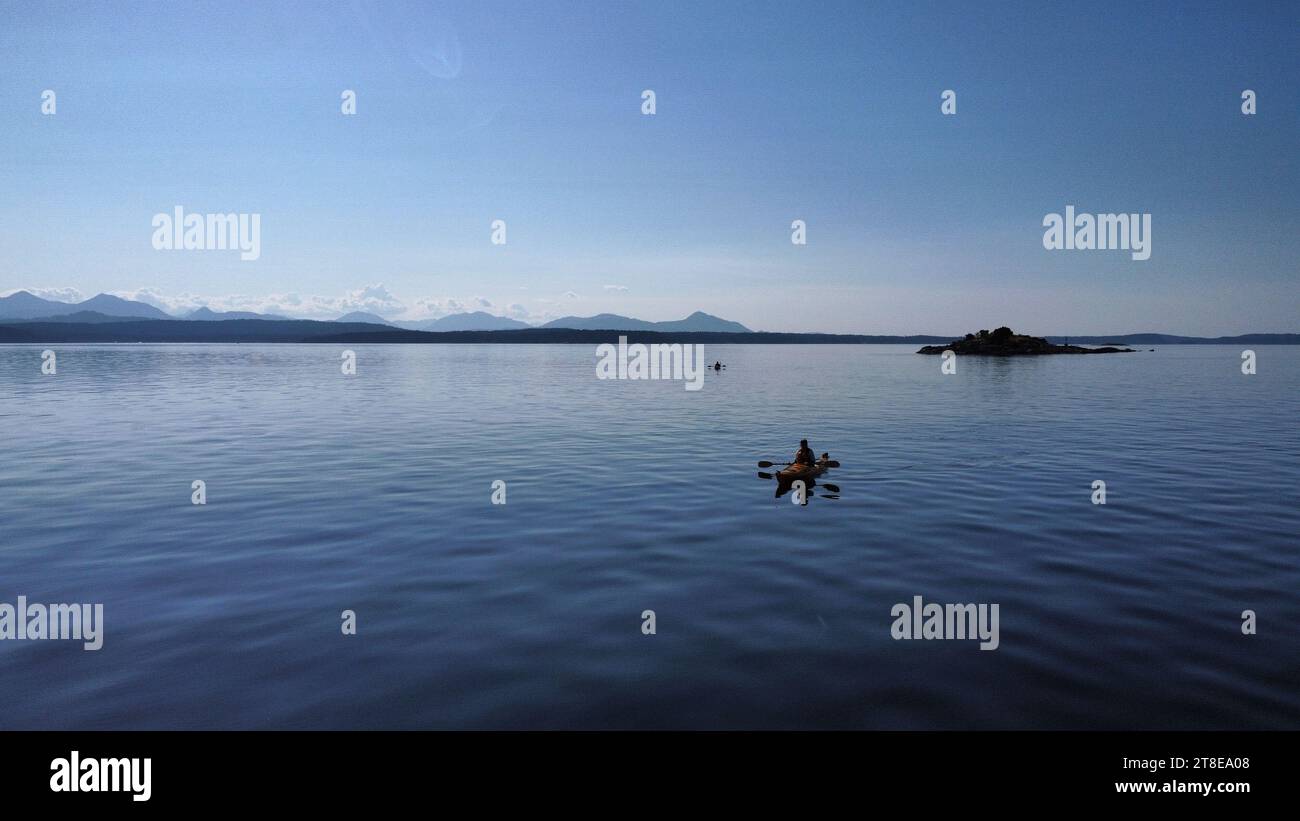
xmin=823 ymin=460 xmax=840 ymax=468
xmin=757 ymin=460 xmax=775 ymax=468
xmin=821 ymin=483 xmax=840 ymax=493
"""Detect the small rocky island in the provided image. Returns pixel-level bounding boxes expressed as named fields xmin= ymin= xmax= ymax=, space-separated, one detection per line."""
xmin=917 ymin=327 xmax=1135 ymax=356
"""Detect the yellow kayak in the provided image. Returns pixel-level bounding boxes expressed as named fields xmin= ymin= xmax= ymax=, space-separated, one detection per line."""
xmin=776 ymin=459 xmax=828 ymax=486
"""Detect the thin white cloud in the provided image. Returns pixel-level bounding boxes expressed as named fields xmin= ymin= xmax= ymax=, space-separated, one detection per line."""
xmin=344 ymin=283 xmax=405 ymax=314
xmin=1 ymin=286 xmax=84 ymax=303
xmin=105 ymin=283 xmax=409 ymax=319
xmin=109 ymin=288 xmax=202 ymax=314
xmin=603 ymin=284 xmax=628 ymax=292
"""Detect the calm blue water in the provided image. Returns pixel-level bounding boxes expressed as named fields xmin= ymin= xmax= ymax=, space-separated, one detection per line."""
xmin=0 ymin=343 xmax=1296 ymax=729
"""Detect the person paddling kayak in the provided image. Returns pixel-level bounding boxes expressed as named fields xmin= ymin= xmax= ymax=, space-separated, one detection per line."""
xmin=713 ymin=361 xmax=723 ymax=371
xmin=793 ymin=439 xmax=815 ymax=466
xmin=772 ymin=443 xmax=834 ymax=499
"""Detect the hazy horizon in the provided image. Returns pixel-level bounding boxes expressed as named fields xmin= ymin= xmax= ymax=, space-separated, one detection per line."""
xmin=2 ymin=285 xmax=1300 ymax=338
xmin=2 ymin=0 xmax=1296 ymax=335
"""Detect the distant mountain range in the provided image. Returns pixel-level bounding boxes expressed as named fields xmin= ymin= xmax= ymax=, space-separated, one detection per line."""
xmin=25 ymin=310 xmax=150 ymax=324
xmin=332 ymin=310 xmax=749 ymax=332
xmin=0 ymin=290 xmax=283 ymax=321
xmin=334 ymin=311 xmax=393 ymax=325
xmin=395 ymin=312 xmax=531 ymax=332
xmin=187 ymin=306 xmax=288 ymax=321
xmin=0 ymin=291 xmax=171 ymax=320
xmin=541 ymin=311 xmax=751 ymax=332
xmin=333 ymin=311 xmax=531 ymax=331
xmin=2 ymin=292 xmax=1295 ymax=342
xmin=0 ymin=291 xmax=753 ymax=332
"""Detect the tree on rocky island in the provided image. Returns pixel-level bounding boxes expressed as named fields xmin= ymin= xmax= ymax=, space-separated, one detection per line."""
xmin=916 ymin=326 xmax=1134 ymax=356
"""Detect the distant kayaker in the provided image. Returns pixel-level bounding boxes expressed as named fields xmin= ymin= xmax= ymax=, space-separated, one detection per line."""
xmin=793 ymin=439 xmax=815 ymax=466
xmin=713 ymin=361 xmax=723 ymax=371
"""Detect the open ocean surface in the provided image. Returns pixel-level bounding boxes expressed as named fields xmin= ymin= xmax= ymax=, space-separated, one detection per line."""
xmin=0 ymin=343 xmax=1296 ymax=729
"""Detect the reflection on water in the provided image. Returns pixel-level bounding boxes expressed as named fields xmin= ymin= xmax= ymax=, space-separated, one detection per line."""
xmin=0 ymin=343 xmax=1298 ymax=729
xmin=761 ymin=460 xmax=842 ymax=502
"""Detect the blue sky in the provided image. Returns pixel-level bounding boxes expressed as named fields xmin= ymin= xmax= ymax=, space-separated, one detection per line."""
xmin=0 ymin=0 xmax=1296 ymax=333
